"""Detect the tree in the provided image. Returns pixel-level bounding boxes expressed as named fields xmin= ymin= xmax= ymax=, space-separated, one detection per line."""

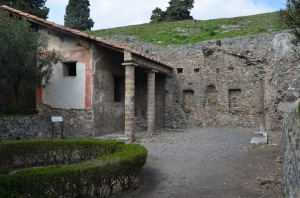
xmin=150 ymin=0 xmax=194 ymax=22
xmin=150 ymin=7 xmax=165 ymax=22
xmin=0 ymin=0 xmax=49 ymax=19
xmin=64 ymin=0 xmax=94 ymax=31
xmin=0 ymin=12 xmax=62 ymax=105
xmin=280 ymin=0 xmax=300 ymax=51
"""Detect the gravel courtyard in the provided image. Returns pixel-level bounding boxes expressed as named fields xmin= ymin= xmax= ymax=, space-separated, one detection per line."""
xmin=114 ymin=127 xmax=283 ymax=198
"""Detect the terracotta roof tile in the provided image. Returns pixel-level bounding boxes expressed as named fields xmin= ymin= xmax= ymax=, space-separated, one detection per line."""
xmin=18 ymin=11 xmax=29 ymax=16
xmin=43 ymin=20 xmax=54 ymax=25
xmin=51 ymin=23 xmax=63 ymax=28
xmin=77 ymin=32 xmax=89 ymax=37
xmin=0 ymin=5 xmax=172 ymax=68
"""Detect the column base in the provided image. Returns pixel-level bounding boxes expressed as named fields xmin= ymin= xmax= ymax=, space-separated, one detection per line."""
xmin=125 ymin=131 xmax=134 ymax=139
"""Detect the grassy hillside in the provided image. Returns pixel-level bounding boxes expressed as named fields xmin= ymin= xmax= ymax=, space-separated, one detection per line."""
xmin=86 ymin=12 xmax=287 ymax=46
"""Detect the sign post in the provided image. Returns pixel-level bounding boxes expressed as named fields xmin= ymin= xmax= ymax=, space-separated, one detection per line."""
xmin=51 ymin=116 xmax=64 ymax=139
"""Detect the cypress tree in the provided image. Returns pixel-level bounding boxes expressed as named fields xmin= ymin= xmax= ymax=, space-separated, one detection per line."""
xmin=0 ymin=0 xmax=49 ymax=19
xmin=64 ymin=0 xmax=94 ymax=31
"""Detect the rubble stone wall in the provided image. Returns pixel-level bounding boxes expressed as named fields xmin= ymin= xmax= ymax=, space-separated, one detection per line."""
xmin=103 ymin=31 xmax=300 ymax=132
xmin=283 ymin=112 xmax=300 ymax=198
xmin=0 ymin=115 xmax=51 ymax=142
xmin=2 ymin=31 xmax=300 ymax=141
xmin=0 ymin=103 xmax=94 ymax=141
xmin=39 ymin=104 xmax=94 ymax=139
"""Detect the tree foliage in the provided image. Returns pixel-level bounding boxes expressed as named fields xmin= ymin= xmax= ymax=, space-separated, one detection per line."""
xmin=150 ymin=0 xmax=194 ymax=22
xmin=0 ymin=0 xmax=49 ymax=19
xmin=280 ymin=0 xmax=300 ymax=51
xmin=64 ymin=0 xmax=94 ymax=31
xmin=0 ymin=12 xmax=62 ymax=103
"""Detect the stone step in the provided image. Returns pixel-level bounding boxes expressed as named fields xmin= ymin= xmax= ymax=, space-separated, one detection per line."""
xmin=251 ymin=131 xmax=268 ymax=144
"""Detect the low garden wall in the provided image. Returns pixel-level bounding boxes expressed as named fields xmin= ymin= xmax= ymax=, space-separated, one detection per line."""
xmin=0 ymin=139 xmax=148 ymax=198
xmin=0 ymin=115 xmax=52 ymax=142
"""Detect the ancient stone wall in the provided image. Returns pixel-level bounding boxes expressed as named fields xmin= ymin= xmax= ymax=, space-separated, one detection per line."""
xmin=92 ymin=44 xmax=125 ymax=137
xmin=0 ymin=105 xmax=94 ymax=141
xmin=39 ymin=104 xmax=94 ymax=139
xmin=3 ymin=31 xmax=299 ymax=140
xmin=103 ymin=31 xmax=300 ymax=133
xmin=282 ymin=112 xmax=300 ymax=198
xmin=0 ymin=115 xmax=51 ymax=141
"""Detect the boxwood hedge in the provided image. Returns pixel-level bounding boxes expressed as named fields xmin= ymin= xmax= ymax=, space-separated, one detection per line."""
xmin=0 ymin=139 xmax=147 ymax=198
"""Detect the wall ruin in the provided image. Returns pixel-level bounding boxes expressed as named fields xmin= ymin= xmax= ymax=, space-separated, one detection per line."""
xmin=283 ymin=112 xmax=300 ymax=198
xmin=103 ymin=31 xmax=300 ymax=134
xmin=2 ymin=30 xmax=300 ymax=141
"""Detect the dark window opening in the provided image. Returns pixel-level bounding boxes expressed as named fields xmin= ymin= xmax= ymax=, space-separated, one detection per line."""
xmin=63 ymin=62 xmax=77 ymax=77
xmin=228 ymin=67 xmax=234 ymax=71
xmin=216 ymin=68 xmax=220 ymax=73
xmin=194 ymin=68 xmax=200 ymax=73
xmin=114 ymin=76 xmax=125 ymax=102
xmin=177 ymin=68 xmax=183 ymax=73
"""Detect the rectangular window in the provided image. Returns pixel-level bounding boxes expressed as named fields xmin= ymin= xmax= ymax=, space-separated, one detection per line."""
xmin=177 ymin=68 xmax=183 ymax=73
xmin=63 ymin=62 xmax=77 ymax=77
xmin=194 ymin=68 xmax=200 ymax=73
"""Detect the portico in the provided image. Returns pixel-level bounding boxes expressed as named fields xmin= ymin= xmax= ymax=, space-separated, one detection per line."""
xmin=122 ymin=51 xmax=172 ymax=138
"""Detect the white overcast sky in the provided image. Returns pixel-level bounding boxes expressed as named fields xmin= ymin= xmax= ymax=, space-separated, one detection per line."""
xmin=45 ymin=0 xmax=287 ymax=30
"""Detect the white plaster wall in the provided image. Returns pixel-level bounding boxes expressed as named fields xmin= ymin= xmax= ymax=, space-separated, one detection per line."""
xmin=39 ymin=27 xmax=88 ymax=109
xmin=43 ymin=62 xmax=86 ymax=109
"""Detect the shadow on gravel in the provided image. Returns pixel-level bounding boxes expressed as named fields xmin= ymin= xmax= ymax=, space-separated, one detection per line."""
xmin=113 ymin=166 xmax=164 ymax=198
xmin=112 ymin=128 xmax=283 ymax=198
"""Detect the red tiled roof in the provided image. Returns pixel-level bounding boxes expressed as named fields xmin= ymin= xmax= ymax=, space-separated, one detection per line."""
xmin=0 ymin=5 xmax=172 ymax=68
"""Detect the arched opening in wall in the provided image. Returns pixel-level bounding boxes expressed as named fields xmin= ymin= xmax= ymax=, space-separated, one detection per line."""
xmin=229 ymin=89 xmax=241 ymax=108
xmin=204 ymin=85 xmax=218 ymax=107
xmin=183 ymin=90 xmax=194 ymax=111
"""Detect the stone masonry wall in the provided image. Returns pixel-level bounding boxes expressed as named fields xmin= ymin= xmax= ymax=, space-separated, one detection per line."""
xmin=39 ymin=104 xmax=94 ymax=139
xmin=103 ymin=31 xmax=300 ymax=132
xmin=0 ymin=115 xmax=52 ymax=142
xmin=283 ymin=112 xmax=300 ymax=198
xmin=0 ymin=105 xmax=94 ymax=141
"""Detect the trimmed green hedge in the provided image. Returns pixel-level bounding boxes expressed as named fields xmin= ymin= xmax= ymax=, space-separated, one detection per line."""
xmin=0 ymin=140 xmax=147 ymax=198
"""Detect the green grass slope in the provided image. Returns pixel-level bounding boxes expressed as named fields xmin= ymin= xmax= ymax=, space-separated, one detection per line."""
xmin=86 ymin=12 xmax=287 ymax=46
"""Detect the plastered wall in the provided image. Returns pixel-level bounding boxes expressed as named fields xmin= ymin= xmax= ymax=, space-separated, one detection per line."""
xmin=39 ymin=27 xmax=92 ymax=110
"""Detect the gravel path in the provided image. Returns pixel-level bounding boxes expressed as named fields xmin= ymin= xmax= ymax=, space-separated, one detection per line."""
xmin=138 ymin=127 xmax=252 ymax=162
xmin=114 ymin=127 xmax=283 ymax=198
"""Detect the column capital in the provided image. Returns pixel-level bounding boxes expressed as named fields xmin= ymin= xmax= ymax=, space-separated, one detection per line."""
xmin=122 ymin=62 xmax=138 ymax=67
